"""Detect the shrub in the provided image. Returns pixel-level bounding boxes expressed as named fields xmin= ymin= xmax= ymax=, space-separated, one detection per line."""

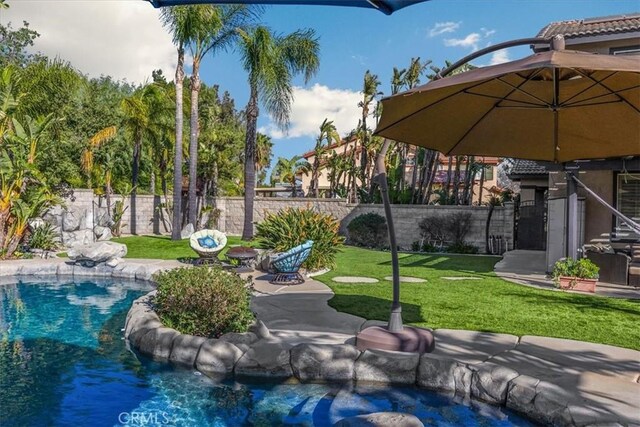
xmin=28 ymin=223 xmax=59 ymax=251
xmin=446 ymin=242 xmax=479 ymax=254
xmin=419 ymin=212 xmax=473 ymax=246
xmin=255 ymin=207 xmax=344 ymax=271
xmin=552 ymin=258 xmax=599 ymax=285
xmin=347 ymin=213 xmax=387 ymax=248
xmin=153 ymin=267 xmax=254 ymax=338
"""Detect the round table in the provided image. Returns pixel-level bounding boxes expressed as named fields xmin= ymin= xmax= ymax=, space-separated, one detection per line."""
xmin=226 ymin=247 xmax=259 ymax=272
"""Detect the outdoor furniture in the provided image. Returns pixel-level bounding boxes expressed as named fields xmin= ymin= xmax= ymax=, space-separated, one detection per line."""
xmin=226 ymin=246 xmax=259 ymax=273
xmin=269 ymin=240 xmax=314 ymax=285
xmin=190 ymin=229 xmax=227 ymax=264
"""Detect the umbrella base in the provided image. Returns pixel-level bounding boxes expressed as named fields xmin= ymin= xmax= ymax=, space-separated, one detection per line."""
xmin=356 ymin=326 xmax=435 ymax=354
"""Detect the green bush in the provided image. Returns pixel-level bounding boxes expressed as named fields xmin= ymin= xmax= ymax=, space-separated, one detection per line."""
xmin=153 ymin=267 xmax=254 ymax=338
xmin=255 ymin=207 xmax=345 ymax=270
xmin=552 ymin=258 xmax=600 ymax=284
xmin=28 ymin=223 xmax=59 ymax=251
xmin=446 ymin=242 xmax=479 ymax=254
xmin=347 ymin=213 xmax=388 ymax=249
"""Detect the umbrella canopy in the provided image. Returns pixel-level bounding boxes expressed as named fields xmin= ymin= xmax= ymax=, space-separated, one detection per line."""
xmin=147 ymin=0 xmax=428 ymax=15
xmin=375 ymin=49 xmax=640 ymax=162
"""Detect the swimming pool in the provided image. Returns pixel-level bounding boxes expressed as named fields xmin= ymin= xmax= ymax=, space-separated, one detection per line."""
xmin=0 ymin=278 xmax=535 ymax=426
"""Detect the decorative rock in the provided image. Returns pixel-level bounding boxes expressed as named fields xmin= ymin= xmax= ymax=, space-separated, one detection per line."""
xmin=333 ymin=412 xmax=424 ymax=427
xmin=416 ymin=353 xmax=471 ymax=396
xmin=355 ymin=349 xmax=420 ymax=385
xmin=470 ymin=362 xmax=520 ymax=405
xmin=28 ymin=217 xmax=46 ymax=230
xmin=68 ymin=241 xmax=127 ymax=265
xmin=383 ymin=276 xmax=427 ymax=283
xmin=17 ymin=263 xmax=58 ymax=276
xmin=291 ymin=343 xmax=360 ymax=382
xmin=106 ymin=257 xmax=123 ymax=268
xmin=196 ymin=339 xmax=244 ymax=375
xmin=332 ymin=276 xmax=379 ymax=284
xmin=506 ymin=376 xmax=573 ymax=426
xmin=43 ymin=205 xmax=63 ymax=227
xmin=93 ymin=225 xmax=112 ymax=241
xmin=138 ymin=327 xmax=180 ymax=360
xmin=180 ymin=223 xmax=194 ymax=239
xmin=248 ymin=319 xmax=271 ymax=339
xmin=169 ymin=334 xmax=206 ymax=367
xmin=62 ymin=229 xmax=94 ymax=247
xmin=62 ymin=207 xmax=82 ymax=231
xmin=95 ymin=207 xmax=114 ymax=227
xmin=219 ymin=332 xmax=259 ymax=353
xmin=234 ymin=341 xmax=293 ymax=378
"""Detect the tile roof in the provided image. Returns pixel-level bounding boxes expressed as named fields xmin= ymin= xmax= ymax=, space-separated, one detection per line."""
xmin=537 ymin=13 xmax=640 ymax=39
xmin=509 ymin=160 xmax=549 ymax=177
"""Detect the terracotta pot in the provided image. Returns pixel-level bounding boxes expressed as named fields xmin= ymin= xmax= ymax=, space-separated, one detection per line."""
xmin=558 ymin=276 xmax=597 ymax=293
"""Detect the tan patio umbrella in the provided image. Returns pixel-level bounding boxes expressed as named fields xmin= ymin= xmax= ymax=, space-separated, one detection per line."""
xmin=375 ymin=40 xmax=640 ymax=162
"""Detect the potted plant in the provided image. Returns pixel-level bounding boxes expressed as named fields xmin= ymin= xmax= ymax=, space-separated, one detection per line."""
xmin=552 ymin=258 xmax=600 ymax=293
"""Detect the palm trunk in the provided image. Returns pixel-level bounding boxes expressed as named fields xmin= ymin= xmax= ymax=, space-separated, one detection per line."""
xmin=477 ymin=158 xmax=486 ymax=205
xmin=171 ymin=45 xmax=185 ymax=240
xmin=150 ymin=169 xmax=156 ymax=195
xmin=444 ymin=156 xmax=453 ymax=203
xmin=187 ymin=57 xmax=201 ymax=229
xmin=130 ymin=131 xmax=142 ymax=235
xmin=242 ymin=86 xmax=259 ymax=240
xmin=452 ymin=156 xmax=462 ymax=205
xmin=424 ymin=154 xmax=439 ymax=204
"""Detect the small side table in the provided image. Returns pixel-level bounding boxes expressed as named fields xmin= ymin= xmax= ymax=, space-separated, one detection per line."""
xmin=226 ymin=247 xmax=259 ymax=273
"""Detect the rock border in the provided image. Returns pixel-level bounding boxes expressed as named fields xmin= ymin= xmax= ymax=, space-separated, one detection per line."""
xmin=124 ymin=291 xmax=614 ymax=427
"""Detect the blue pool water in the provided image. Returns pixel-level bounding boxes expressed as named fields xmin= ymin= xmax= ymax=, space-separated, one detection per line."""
xmin=0 ymin=278 xmax=536 ymax=426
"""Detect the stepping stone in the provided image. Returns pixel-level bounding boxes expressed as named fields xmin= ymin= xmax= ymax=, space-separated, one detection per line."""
xmin=442 ymin=276 xmax=482 ymax=281
xmin=384 ymin=276 xmax=427 ymax=283
xmin=332 ymin=276 xmax=379 ymax=284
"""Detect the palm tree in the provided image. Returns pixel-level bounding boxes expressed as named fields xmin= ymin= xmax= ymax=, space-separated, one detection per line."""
xmin=358 ymin=70 xmax=382 ymax=191
xmin=181 ymin=5 xmax=254 ymax=229
xmin=310 ymin=118 xmax=339 ymax=198
xmin=237 ymin=26 xmax=319 ymax=240
xmin=272 ymin=155 xmax=310 ymax=197
xmin=80 ymin=126 xmax=117 ymax=188
xmin=255 ymin=133 xmax=273 ymax=186
xmin=160 ymin=6 xmax=188 ymax=239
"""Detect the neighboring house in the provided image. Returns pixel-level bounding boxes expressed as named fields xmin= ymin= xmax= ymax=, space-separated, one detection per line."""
xmin=298 ymin=138 xmax=500 ymax=203
xmin=510 ymin=13 xmax=640 ymax=284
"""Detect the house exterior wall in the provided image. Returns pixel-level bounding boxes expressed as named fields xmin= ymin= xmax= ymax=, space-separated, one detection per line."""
xmin=519 ymin=177 xmax=549 ymax=203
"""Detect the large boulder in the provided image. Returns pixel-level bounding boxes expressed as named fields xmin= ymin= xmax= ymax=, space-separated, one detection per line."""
xmin=219 ymin=332 xmax=259 ymax=353
xmin=354 ymin=349 xmax=420 ymax=385
xmin=62 ymin=229 xmax=94 ymax=247
xmin=196 ymin=339 xmax=244 ymax=376
xmin=333 ymin=412 xmax=424 ymax=427
xmin=291 ymin=344 xmax=360 ymax=382
xmin=416 ymin=354 xmax=472 ymax=396
xmin=169 ymin=334 xmax=206 ymax=367
xmin=93 ymin=225 xmax=112 ymax=241
xmin=43 ymin=205 xmax=63 ymax=228
xmin=180 ymin=223 xmax=194 ymax=239
xmin=95 ymin=206 xmax=114 ymax=227
xmin=234 ymin=341 xmax=293 ymax=378
xmin=137 ymin=327 xmax=180 ymax=360
xmin=68 ymin=241 xmax=127 ymax=266
xmin=62 ymin=207 xmax=83 ymax=231
xmin=470 ymin=362 xmax=520 ymax=405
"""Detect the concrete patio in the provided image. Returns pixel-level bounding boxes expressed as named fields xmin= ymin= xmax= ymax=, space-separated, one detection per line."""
xmin=250 ymin=272 xmax=640 ymax=426
xmin=495 ymin=250 xmax=640 ymax=299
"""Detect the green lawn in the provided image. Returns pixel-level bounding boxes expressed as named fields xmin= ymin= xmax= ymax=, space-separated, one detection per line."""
xmin=108 ymin=236 xmax=640 ymax=350
xmin=315 ymin=246 xmax=640 ymax=350
xmin=111 ymin=235 xmax=258 ymax=260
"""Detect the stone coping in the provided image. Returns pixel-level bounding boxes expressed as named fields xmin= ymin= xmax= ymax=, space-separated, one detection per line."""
xmin=124 ymin=291 xmax=633 ymax=427
xmin=0 ymin=258 xmax=183 ymax=282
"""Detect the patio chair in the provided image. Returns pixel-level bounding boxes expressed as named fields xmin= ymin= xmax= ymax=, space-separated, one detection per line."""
xmin=269 ymin=240 xmax=314 ymax=285
xmin=190 ymin=229 xmax=227 ymax=264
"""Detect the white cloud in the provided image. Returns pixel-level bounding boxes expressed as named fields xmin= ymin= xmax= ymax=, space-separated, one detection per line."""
xmin=3 ymin=0 xmax=176 ymax=83
xmin=481 ymin=28 xmax=496 ymax=38
xmin=259 ymin=84 xmax=361 ymax=140
xmin=428 ymin=21 xmax=460 ymax=37
xmin=444 ymin=33 xmax=482 ymax=51
xmin=489 ymin=49 xmax=510 ymax=65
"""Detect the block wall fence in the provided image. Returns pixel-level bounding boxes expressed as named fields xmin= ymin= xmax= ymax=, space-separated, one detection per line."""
xmin=57 ymin=191 xmax=515 ymax=253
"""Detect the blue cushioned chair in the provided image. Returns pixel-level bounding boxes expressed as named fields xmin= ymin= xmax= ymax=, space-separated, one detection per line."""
xmin=269 ymin=240 xmax=314 ymax=285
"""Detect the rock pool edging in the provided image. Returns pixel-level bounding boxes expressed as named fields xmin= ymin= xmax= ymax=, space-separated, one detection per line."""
xmin=124 ymin=291 xmax=616 ymax=427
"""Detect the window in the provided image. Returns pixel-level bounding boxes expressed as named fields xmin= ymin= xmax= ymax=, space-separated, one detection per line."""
xmin=616 ymin=173 xmax=640 ymax=239
xmin=483 ymin=166 xmax=494 ymax=181
xmin=610 ymin=45 xmax=640 ymax=56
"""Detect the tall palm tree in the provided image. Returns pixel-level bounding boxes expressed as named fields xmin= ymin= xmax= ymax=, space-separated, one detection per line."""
xmin=310 ymin=118 xmax=339 ymax=198
xmin=181 ymin=5 xmax=254 ymax=229
xmin=237 ymin=26 xmax=319 ymax=240
xmin=255 ymin=132 xmax=273 ymax=186
xmin=272 ymin=155 xmax=310 ymax=198
xmin=160 ymin=6 xmax=188 ymax=239
xmin=358 ymin=70 xmax=381 ymax=192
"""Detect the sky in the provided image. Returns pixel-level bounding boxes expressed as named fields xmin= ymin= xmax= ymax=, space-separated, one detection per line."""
xmin=1 ymin=0 xmax=638 ymax=171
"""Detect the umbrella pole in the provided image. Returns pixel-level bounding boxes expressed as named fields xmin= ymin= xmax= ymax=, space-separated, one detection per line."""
xmin=374 ymin=139 xmax=403 ymax=332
